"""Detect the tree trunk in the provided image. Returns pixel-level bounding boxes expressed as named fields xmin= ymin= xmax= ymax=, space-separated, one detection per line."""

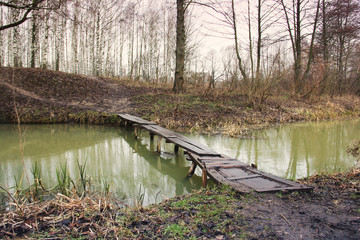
xmin=255 ymin=0 xmax=262 ymax=85
xmin=173 ymin=0 xmax=186 ymax=93
xmin=41 ymin=11 xmax=49 ymax=69
xmin=0 ymin=7 xmax=3 ymax=66
xmin=294 ymin=0 xmax=302 ymax=94
xmin=231 ymin=0 xmax=248 ymax=85
xmin=11 ymin=6 xmax=21 ymax=67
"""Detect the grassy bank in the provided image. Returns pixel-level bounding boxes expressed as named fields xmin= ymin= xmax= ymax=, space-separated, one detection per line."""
xmin=6 ymin=93 xmax=360 ymax=138
xmin=132 ymin=93 xmax=360 ymax=136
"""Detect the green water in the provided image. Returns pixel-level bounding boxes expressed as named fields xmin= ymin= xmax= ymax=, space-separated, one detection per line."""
xmin=0 ymin=124 xmax=202 ymax=206
xmin=0 ymin=119 xmax=359 ymax=205
xmin=185 ymin=119 xmax=360 ymax=179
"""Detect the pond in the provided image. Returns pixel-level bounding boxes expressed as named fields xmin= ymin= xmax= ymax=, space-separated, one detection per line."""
xmin=185 ymin=118 xmax=360 ymax=180
xmin=0 ymin=119 xmax=359 ymax=205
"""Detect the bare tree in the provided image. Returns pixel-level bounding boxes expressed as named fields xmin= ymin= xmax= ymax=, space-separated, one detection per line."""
xmin=327 ymin=0 xmax=360 ymax=93
xmin=0 ymin=0 xmax=64 ymax=31
xmin=278 ymin=0 xmax=320 ymax=95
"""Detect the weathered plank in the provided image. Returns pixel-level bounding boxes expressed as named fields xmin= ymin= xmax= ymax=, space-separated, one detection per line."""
xmin=118 ymin=114 xmax=156 ymax=125
xmin=142 ymin=125 xmax=177 ymax=138
xmin=227 ymin=174 xmax=261 ymax=181
xmin=203 ymin=160 xmax=245 ymax=165
xmin=205 ymin=164 xmax=249 ymax=169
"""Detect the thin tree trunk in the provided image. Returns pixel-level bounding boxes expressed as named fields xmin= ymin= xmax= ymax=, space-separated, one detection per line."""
xmin=231 ymin=0 xmax=248 ymax=85
xmin=294 ymin=0 xmax=302 ymax=93
xmin=41 ymin=11 xmax=49 ymax=69
xmin=301 ymin=0 xmax=320 ymax=83
xmin=248 ymin=0 xmax=255 ymax=90
xmin=0 ymin=8 xmax=3 ymax=66
xmin=255 ymin=0 xmax=262 ymax=85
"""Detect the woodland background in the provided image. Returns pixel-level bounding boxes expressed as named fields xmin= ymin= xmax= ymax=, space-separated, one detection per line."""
xmin=0 ymin=0 xmax=359 ymax=98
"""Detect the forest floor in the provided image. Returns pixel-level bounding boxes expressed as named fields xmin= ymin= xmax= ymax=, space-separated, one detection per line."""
xmin=0 ymin=67 xmax=359 ymax=239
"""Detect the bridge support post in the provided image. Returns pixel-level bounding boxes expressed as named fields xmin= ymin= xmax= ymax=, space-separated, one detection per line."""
xmin=150 ymin=133 xmax=154 ymax=141
xmin=174 ymin=145 xmax=179 ymax=154
xmin=157 ymin=136 xmax=162 ymax=152
xmin=202 ymin=168 xmax=208 ymax=188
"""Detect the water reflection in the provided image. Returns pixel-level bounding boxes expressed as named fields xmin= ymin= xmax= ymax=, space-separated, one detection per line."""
xmin=185 ymin=119 xmax=360 ymax=179
xmin=0 ymin=124 xmax=202 ymax=206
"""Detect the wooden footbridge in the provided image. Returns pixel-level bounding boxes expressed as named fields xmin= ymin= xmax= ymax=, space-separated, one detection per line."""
xmin=119 ymin=114 xmax=312 ymax=193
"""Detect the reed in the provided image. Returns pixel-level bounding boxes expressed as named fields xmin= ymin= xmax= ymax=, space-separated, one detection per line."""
xmin=56 ymin=162 xmax=72 ymax=196
xmin=134 ymin=185 xmax=145 ymax=208
xmin=30 ymin=161 xmax=46 ymax=201
xmin=76 ymin=159 xmax=89 ymax=196
xmin=101 ymin=177 xmax=112 ymax=197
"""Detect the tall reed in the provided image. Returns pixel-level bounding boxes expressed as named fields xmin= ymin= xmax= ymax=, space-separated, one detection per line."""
xmin=56 ymin=162 xmax=72 ymax=196
xmin=30 ymin=161 xmax=46 ymax=200
xmin=77 ymin=159 xmax=90 ymax=197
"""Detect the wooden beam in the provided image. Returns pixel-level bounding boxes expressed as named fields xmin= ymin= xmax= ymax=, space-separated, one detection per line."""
xmin=174 ymin=145 xmax=179 ymax=154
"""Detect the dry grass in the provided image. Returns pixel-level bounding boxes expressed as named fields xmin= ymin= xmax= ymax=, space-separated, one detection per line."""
xmin=299 ymin=167 xmax=360 ymax=191
xmin=0 ymin=192 xmax=121 ymax=239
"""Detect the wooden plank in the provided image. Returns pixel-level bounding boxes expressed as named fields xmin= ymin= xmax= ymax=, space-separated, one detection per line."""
xmin=241 ymin=167 xmax=306 ymax=188
xmin=166 ymin=138 xmax=220 ymax=156
xmin=171 ymin=133 xmax=219 ymax=155
xmin=227 ymin=174 xmax=261 ymax=181
xmin=203 ymin=160 xmax=243 ymax=165
xmin=141 ymin=125 xmax=177 ymax=138
xmin=199 ymin=157 xmax=237 ymax=161
xmin=206 ymin=164 xmax=248 ymax=169
xmin=256 ymin=186 xmax=313 ymax=192
xmin=118 ymin=114 xmax=156 ymax=125
xmin=207 ymin=169 xmax=252 ymax=193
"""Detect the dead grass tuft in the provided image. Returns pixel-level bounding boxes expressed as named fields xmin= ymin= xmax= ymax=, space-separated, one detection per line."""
xmin=0 ymin=193 xmax=122 ymax=239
